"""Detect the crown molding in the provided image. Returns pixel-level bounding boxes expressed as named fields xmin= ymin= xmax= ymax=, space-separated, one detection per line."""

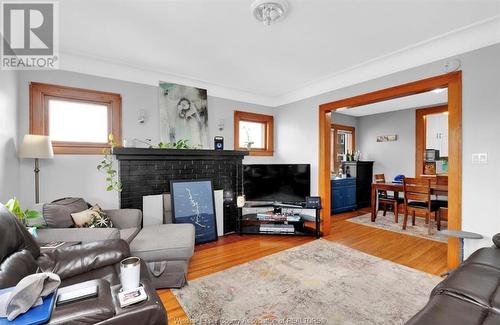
xmin=272 ymin=15 xmax=500 ymax=107
xmin=59 ymin=49 xmax=276 ymax=107
xmin=58 ymin=15 xmax=500 ymax=108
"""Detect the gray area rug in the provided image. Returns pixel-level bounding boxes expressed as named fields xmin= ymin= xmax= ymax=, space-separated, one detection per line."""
xmin=172 ymin=240 xmax=440 ymax=325
xmin=347 ymin=213 xmax=447 ymax=243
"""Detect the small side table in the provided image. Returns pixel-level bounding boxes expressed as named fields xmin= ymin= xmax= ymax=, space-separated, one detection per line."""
xmin=438 ymin=230 xmax=483 ymax=273
xmin=438 ymin=230 xmax=483 ymax=240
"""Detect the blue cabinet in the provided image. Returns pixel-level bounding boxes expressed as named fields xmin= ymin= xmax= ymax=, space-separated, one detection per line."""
xmin=331 ymin=178 xmax=357 ymax=214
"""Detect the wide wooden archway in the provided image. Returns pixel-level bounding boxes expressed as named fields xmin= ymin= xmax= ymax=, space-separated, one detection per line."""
xmin=318 ymin=72 xmax=462 ymax=269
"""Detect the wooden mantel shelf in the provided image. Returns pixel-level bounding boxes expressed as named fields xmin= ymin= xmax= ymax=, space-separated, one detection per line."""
xmin=112 ymin=147 xmax=249 ymax=160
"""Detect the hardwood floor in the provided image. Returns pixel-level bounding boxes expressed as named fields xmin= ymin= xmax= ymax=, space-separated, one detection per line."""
xmin=158 ymin=209 xmax=447 ymax=324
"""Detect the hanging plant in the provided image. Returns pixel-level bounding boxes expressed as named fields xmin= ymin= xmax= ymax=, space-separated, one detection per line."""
xmin=157 ymin=139 xmax=197 ymax=149
xmin=97 ymin=134 xmax=122 ymax=192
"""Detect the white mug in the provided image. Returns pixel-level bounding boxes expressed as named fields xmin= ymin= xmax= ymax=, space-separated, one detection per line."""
xmin=120 ymin=257 xmax=141 ymax=291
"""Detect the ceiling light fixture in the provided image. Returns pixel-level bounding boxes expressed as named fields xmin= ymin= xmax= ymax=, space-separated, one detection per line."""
xmin=251 ymin=0 xmax=288 ymax=26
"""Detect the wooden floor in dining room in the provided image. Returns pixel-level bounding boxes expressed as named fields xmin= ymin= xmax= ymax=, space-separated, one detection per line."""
xmin=158 ymin=208 xmax=448 ymax=324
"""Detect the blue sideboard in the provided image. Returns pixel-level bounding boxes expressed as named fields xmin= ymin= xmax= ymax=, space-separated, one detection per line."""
xmin=331 ymin=178 xmax=357 ymax=214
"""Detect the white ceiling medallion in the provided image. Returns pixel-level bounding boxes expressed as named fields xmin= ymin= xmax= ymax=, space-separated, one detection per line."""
xmin=251 ymin=0 xmax=289 ymax=26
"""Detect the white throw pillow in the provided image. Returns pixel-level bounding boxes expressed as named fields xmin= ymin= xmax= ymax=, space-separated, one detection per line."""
xmin=70 ymin=208 xmax=100 ymax=227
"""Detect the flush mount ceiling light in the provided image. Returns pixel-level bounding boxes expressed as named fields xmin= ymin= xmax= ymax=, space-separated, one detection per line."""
xmin=251 ymin=0 xmax=289 ymax=26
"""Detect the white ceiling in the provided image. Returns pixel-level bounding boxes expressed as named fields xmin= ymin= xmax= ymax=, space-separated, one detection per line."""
xmin=336 ymin=89 xmax=447 ymax=117
xmin=59 ymin=0 xmax=500 ymax=106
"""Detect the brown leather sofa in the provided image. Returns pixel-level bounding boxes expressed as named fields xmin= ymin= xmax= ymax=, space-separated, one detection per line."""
xmin=406 ymin=235 xmax=500 ymax=325
xmin=0 ymin=204 xmax=167 ymax=324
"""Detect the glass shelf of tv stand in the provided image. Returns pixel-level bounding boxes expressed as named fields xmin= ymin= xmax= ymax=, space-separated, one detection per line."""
xmin=240 ymin=214 xmax=307 ymax=223
xmin=238 ymin=209 xmax=321 ymax=238
xmin=240 ymin=224 xmax=318 ymax=237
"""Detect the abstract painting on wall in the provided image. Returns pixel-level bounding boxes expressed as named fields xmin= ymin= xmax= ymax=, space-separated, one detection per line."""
xmin=159 ymin=82 xmax=209 ymax=148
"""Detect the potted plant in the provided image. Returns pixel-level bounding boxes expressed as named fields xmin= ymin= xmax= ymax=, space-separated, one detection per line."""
xmin=4 ymin=198 xmax=42 ymax=229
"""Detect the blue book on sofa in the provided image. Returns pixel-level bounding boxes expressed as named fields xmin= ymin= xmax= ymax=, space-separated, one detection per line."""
xmin=0 ymin=287 xmax=56 ymax=325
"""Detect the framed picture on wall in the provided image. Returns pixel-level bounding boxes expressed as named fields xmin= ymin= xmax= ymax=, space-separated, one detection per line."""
xmin=170 ymin=179 xmax=217 ymax=244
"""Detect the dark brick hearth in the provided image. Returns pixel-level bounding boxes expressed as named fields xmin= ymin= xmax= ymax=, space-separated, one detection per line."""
xmin=113 ymin=148 xmax=248 ymax=234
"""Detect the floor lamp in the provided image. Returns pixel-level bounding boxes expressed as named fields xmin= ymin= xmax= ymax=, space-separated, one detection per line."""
xmin=19 ymin=135 xmax=54 ymax=204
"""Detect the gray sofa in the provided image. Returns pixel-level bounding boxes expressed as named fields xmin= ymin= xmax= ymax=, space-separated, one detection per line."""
xmin=34 ymin=199 xmax=195 ymax=289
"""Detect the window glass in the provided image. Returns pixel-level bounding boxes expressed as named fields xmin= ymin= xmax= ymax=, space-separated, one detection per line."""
xmin=48 ymin=99 xmax=108 ymax=143
xmin=239 ymin=120 xmax=265 ymax=149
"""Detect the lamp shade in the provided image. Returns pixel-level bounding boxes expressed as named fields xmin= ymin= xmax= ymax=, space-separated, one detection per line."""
xmin=19 ymin=135 xmax=54 ymax=159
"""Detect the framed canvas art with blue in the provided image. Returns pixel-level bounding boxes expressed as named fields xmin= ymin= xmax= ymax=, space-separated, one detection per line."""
xmin=170 ymin=179 xmax=217 ymax=244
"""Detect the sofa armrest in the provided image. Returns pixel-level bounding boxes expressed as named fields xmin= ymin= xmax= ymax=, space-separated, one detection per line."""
xmin=35 ymin=228 xmax=120 ymax=244
xmin=37 ymin=239 xmax=130 ymax=280
xmin=105 ymin=209 xmax=142 ymax=230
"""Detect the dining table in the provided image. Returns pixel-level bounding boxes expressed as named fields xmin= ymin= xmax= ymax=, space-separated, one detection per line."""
xmin=370 ymin=182 xmax=448 ymax=222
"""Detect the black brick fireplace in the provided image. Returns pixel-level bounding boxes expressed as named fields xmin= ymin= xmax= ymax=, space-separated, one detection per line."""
xmin=113 ymin=148 xmax=248 ymax=234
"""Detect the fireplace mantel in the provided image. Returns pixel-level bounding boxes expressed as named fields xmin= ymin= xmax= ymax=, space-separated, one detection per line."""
xmin=112 ymin=147 xmax=249 ymax=160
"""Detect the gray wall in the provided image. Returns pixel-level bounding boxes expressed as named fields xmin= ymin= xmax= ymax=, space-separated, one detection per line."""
xmin=330 ymin=112 xmax=358 ymax=129
xmin=0 ymin=71 xmax=19 ymax=203
xmin=357 ymin=108 xmax=416 ymax=181
xmin=16 ymin=70 xmax=274 ymax=208
xmin=274 ymin=43 xmax=500 ymax=256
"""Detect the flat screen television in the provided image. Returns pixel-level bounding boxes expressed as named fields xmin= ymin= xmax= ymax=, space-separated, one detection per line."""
xmin=243 ymin=164 xmax=311 ymax=204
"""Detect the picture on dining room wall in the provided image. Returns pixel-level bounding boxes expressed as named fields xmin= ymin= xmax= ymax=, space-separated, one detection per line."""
xmin=376 ymin=134 xmax=398 ymax=142
xmin=159 ymin=82 xmax=209 ymax=149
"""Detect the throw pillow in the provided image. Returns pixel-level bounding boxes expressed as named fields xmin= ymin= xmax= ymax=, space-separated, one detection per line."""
xmin=51 ymin=197 xmax=89 ymax=214
xmin=493 ymin=233 xmax=500 ymax=248
xmin=70 ymin=205 xmax=114 ymax=228
xmin=43 ymin=197 xmax=89 ymax=228
xmin=71 ymin=208 xmax=99 ymax=227
xmin=42 ymin=204 xmax=74 ymax=228
xmin=86 ymin=205 xmax=114 ymax=228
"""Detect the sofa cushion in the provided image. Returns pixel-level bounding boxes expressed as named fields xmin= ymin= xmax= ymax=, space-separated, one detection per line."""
xmin=43 ymin=204 xmax=74 ymax=228
xmin=464 ymin=247 xmax=500 ymax=271
xmin=433 ymin=263 xmax=500 ymax=307
xmin=44 ymin=198 xmax=88 ymax=228
xmin=120 ymin=228 xmax=140 ymax=244
xmin=130 ymin=224 xmax=195 ymax=261
xmin=406 ymin=293 xmax=490 ymax=325
xmin=36 ymin=228 xmax=120 ymax=244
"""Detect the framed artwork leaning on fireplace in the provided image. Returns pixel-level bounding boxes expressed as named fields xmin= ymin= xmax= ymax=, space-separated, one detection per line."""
xmin=170 ymin=179 xmax=218 ymax=244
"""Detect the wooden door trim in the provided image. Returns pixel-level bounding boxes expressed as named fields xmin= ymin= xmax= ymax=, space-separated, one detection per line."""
xmin=318 ymin=71 xmax=462 ymax=269
xmin=415 ymin=105 xmax=448 ymax=177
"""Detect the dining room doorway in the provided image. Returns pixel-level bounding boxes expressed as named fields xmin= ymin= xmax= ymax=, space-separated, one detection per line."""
xmin=318 ymin=72 xmax=462 ymax=269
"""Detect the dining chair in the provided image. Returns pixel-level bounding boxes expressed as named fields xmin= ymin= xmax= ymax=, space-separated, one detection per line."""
xmin=374 ymin=174 xmax=404 ymax=223
xmin=434 ymin=175 xmax=448 ymax=230
xmin=402 ymin=177 xmax=441 ymax=234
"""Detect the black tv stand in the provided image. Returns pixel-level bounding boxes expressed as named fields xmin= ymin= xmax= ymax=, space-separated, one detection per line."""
xmin=238 ymin=203 xmax=321 ymax=238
